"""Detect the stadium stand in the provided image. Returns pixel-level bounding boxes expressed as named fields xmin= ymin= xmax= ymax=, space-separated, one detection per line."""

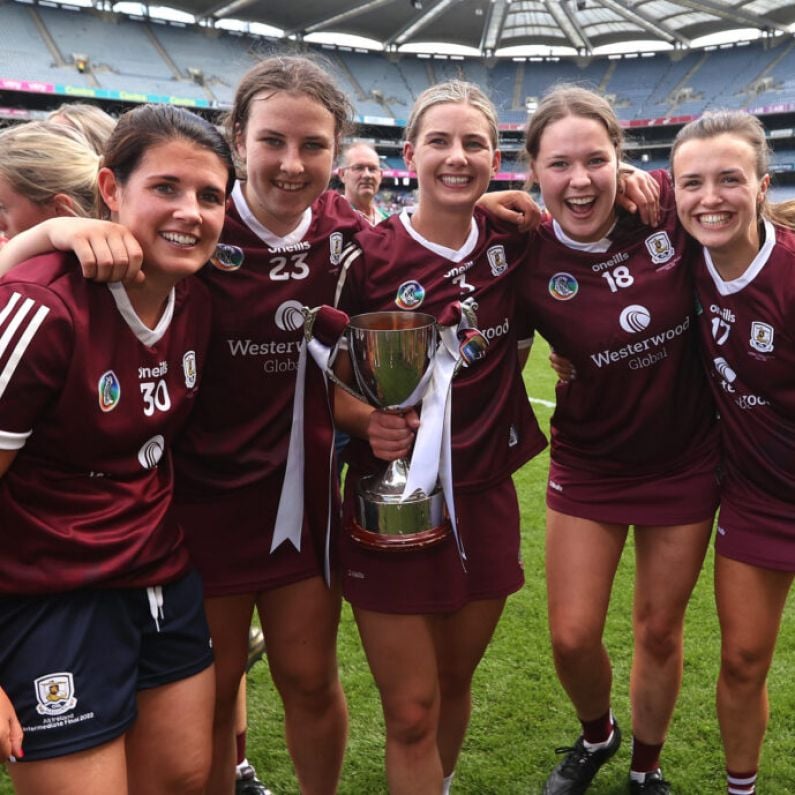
xmin=2 ymin=0 xmax=795 ymax=197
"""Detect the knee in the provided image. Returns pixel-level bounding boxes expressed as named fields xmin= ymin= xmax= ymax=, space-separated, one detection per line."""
xmin=277 ymin=663 xmax=343 ymax=712
xmin=155 ymin=747 xmax=211 ymax=795
xmin=550 ymin=623 xmax=601 ymax=668
xmin=721 ymin=643 xmax=772 ymax=689
xmin=383 ymin=695 xmax=438 ymax=748
xmin=634 ymin=614 xmax=681 ymax=664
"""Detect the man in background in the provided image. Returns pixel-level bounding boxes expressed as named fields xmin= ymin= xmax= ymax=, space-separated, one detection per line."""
xmin=339 ymin=141 xmax=389 ymax=225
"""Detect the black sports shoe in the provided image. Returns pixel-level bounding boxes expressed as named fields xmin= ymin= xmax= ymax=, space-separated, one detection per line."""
xmin=235 ymin=762 xmax=273 ymax=795
xmin=541 ymin=721 xmax=622 ymax=795
xmin=629 ymin=769 xmax=671 ymax=794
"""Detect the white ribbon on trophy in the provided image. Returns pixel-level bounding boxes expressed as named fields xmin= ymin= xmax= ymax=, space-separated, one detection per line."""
xmin=272 ymin=308 xmax=345 ymax=584
xmin=400 ymin=303 xmax=478 ymax=563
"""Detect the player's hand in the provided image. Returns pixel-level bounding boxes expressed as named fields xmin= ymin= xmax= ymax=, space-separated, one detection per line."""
xmin=477 ymin=190 xmax=543 ymax=232
xmin=618 ymin=166 xmax=660 ymax=226
xmin=550 ymin=350 xmax=576 ymax=384
xmin=366 ymin=408 xmax=420 ymax=461
xmin=0 ymin=688 xmax=23 ymax=762
xmin=46 ymin=218 xmax=144 ymax=285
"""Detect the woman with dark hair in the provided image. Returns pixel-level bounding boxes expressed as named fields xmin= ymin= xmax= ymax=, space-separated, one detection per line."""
xmin=0 ymin=103 xmax=234 ymax=795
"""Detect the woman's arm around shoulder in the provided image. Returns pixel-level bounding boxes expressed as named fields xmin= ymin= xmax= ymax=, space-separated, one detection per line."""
xmin=0 ymin=218 xmax=144 ymax=284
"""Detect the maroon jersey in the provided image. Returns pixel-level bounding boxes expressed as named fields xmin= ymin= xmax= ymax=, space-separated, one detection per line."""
xmin=0 ymin=252 xmax=211 ymax=594
xmin=339 ymin=208 xmax=547 ymax=491
xmin=694 ymin=219 xmax=795 ymax=510
xmin=517 ymin=170 xmax=717 ymax=474
xmin=174 ymin=187 xmax=365 ymax=496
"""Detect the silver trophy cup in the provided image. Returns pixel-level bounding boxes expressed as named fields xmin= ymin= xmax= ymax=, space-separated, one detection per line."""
xmin=347 ymin=311 xmax=450 ymax=551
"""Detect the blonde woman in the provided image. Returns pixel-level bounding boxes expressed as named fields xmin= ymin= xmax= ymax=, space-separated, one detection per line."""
xmin=0 ymin=121 xmax=98 ymax=240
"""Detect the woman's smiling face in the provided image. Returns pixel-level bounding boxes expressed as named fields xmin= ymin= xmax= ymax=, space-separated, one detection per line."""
xmin=529 ymin=114 xmax=619 ymax=243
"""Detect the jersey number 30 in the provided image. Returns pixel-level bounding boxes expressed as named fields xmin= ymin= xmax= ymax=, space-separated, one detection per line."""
xmin=140 ymin=380 xmax=172 ymax=417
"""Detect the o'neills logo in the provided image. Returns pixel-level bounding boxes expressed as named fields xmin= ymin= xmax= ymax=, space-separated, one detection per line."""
xmin=395 ymin=280 xmax=425 ymax=309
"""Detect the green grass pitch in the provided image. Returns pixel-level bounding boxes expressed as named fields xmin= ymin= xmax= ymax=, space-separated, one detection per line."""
xmin=3 ymin=340 xmax=794 ymax=793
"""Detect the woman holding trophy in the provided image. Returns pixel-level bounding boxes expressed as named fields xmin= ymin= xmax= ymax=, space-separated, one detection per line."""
xmin=333 ymin=80 xmax=548 ymax=795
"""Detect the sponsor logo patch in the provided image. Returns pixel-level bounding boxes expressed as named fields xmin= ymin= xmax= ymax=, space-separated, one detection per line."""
xmin=713 ymin=357 xmax=736 ymax=384
xmin=619 ymin=304 xmax=651 ymax=334
xmin=274 ymin=300 xmax=306 ymax=332
xmin=98 ymin=370 xmax=121 ymax=412
xmin=138 ymin=435 xmax=165 ymax=469
xmin=548 ymin=272 xmax=578 ymax=301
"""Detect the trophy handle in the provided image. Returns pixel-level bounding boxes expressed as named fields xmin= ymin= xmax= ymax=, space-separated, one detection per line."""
xmin=325 ymin=368 xmax=370 ymax=404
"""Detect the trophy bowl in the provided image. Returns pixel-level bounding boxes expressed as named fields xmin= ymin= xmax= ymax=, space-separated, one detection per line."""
xmin=347 ymin=311 xmax=450 ymax=551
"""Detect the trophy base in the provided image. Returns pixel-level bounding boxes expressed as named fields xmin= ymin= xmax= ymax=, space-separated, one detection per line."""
xmin=351 ymin=474 xmax=450 ymax=551
xmin=350 ymin=520 xmax=450 ymax=551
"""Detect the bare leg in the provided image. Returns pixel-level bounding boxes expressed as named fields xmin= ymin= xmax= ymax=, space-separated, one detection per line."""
xmin=715 ymin=555 xmax=793 ymax=772
xmin=126 ymin=666 xmax=215 ymax=794
xmin=203 ymin=594 xmax=257 ymax=795
xmin=258 ymin=576 xmax=347 ymax=795
xmin=630 ymin=519 xmax=711 ymax=745
xmin=546 ymin=509 xmax=627 ymax=720
xmin=10 ymin=737 xmax=127 ymax=795
xmin=355 ymin=608 xmax=442 ymax=795
xmin=431 ymin=598 xmax=506 ymax=776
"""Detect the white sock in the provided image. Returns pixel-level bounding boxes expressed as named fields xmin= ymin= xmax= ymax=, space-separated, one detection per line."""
xmin=582 ymin=727 xmax=615 ymax=751
xmin=235 ymin=758 xmax=249 ymax=779
xmin=442 ymin=771 xmax=455 ymax=794
xmin=630 ymin=768 xmax=660 ymax=783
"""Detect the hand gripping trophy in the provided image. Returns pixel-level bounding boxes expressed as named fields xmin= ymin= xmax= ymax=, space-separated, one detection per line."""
xmin=336 ymin=301 xmax=488 ymax=553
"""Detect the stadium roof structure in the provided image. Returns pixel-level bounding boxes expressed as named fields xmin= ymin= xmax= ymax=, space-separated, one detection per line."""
xmin=173 ymin=0 xmax=795 ymax=58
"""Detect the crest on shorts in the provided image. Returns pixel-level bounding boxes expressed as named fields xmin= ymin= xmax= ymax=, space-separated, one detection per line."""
xmin=210 ymin=243 xmax=244 ymax=272
xmin=329 ymin=232 xmax=344 ymax=266
xmin=182 ymin=350 xmax=197 ymax=389
xmin=548 ymin=272 xmax=578 ymax=301
xmin=645 ymin=231 xmax=674 ymax=265
xmin=98 ymin=370 xmax=121 ymax=412
xmin=35 ymin=672 xmax=78 ymax=716
xmin=487 ymin=245 xmax=508 ymax=277
xmin=395 ymin=280 xmax=425 ymax=309
xmin=750 ymin=321 xmax=774 ymax=353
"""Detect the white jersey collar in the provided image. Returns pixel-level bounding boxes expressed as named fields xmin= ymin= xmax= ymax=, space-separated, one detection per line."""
xmin=399 ymin=208 xmax=479 ymax=263
xmin=107 ymin=282 xmax=175 ymax=347
xmin=704 ymin=218 xmax=776 ymax=296
xmin=232 ymin=181 xmax=312 ymax=247
xmin=552 ymin=218 xmax=616 ymax=253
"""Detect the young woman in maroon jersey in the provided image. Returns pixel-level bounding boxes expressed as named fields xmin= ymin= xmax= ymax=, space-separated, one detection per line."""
xmin=0 ymin=56 xmax=364 ymax=795
xmin=332 ymin=80 xmax=549 ymax=795
xmin=0 ymin=104 xmax=234 ymax=794
xmin=516 ymin=86 xmax=720 ymax=795
xmin=671 ymin=110 xmax=795 ymax=795
xmin=179 ymin=56 xmax=363 ymax=795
